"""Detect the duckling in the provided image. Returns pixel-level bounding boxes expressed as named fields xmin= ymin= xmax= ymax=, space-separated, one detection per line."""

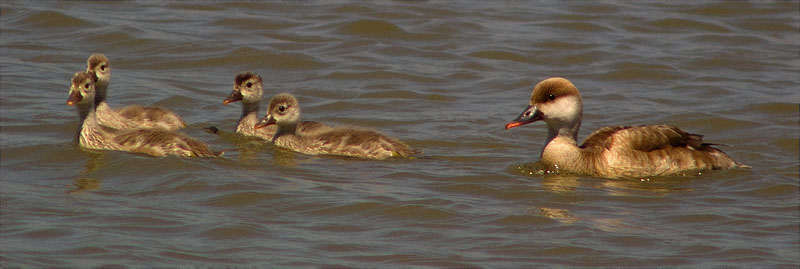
xmin=67 ymin=71 xmax=219 ymax=157
xmin=254 ymin=93 xmax=416 ymax=160
xmin=223 ymin=72 xmax=330 ymax=139
xmin=86 ymin=53 xmax=186 ymax=131
xmin=505 ymin=77 xmax=745 ymax=178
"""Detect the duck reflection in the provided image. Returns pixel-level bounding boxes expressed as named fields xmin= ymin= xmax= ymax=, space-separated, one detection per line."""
xmin=271 ymin=146 xmax=298 ymax=167
xmin=536 ymin=206 xmax=579 ymax=225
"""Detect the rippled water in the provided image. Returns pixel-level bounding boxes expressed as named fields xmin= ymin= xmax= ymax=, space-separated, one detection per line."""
xmin=2 ymin=1 xmax=798 ymax=267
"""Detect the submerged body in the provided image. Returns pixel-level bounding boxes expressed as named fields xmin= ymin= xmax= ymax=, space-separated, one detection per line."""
xmin=505 ymin=77 xmax=743 ymax=178
xmin=223 ymin=72 xmax=330 ymax=140
xmin=254 ymin=93 xmax=416 ymax=160
xmin=68 ymin=71 xmax=218 ymax=157
xmin=86 ymin=53 xmax=186 ymax=131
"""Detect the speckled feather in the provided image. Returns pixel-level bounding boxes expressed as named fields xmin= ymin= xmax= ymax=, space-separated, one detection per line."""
xmin=68 ymin=71 xmax=218 ymax=158
xmin=86 ymin=53 xmax=186 ymax=131
xmin=260 ymin=93 xmax=416 ymax=160
xmin=225 ymin=72 xmax=331 ymax=140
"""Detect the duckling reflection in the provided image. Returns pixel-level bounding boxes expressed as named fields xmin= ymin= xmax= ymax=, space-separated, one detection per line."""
xmin=67 ymin=71 xmax=220 ymax=157
xmin=536 ymin=207 xmax=579 ymax=225
xmin=271 ymin=146 xmax=298 ymax=167
xmin=254 ymin=93 xmax=417 ymax=160
xmin=86 ymin=53 xmax=186 ymax=131
xmin=67 ymin=150 xmax=106 ymax=194
xmin=68 ymin=177 xmax=102 ymax=194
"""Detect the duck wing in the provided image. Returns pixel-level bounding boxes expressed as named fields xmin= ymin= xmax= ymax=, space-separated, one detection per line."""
xmin=581 ymin=125 xmax=704 ymax=152
xmin=302 ymin=128 xmax=413 ymax=159
xmin=114 ymin=129 xmax=218 ymax=157
xmin=117 ymin=105 xmax=187 ymax=130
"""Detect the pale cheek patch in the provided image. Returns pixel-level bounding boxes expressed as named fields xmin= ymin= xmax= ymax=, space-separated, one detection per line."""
xmin=544 ymin=96 xmax=581 ymax=122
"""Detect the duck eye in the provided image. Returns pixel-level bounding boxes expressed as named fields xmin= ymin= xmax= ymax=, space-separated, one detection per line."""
xmin=100 ymin=65 xmax=106 ymax=71
xmin=246 ymin=82 xmax=252 ymax=88
xmin=278 ymin=105 xmax=286 ymax=112
xmin=84 ymin=83 xmax=90 ymax=88
xmin=548 ymin=94 xmax=556 ymax=100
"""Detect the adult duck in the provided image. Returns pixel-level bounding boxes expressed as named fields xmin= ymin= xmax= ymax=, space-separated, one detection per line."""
xmin=505 ymin=77 xmax=744 ymax=178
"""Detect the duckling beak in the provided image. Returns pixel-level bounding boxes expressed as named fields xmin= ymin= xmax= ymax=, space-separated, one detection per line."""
xmin=223 ymin=90 xmax=243 ymax=104
xmin=505 ymin=105 xmax=543 ymax=130
xmin=254 ymin=115 xmax=275 ymax=129
xmin=66 ymin=88 xmax=82 ymax=106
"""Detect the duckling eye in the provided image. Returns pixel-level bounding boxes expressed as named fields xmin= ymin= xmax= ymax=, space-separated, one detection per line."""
xmin=548 ymin=94 xmax=556 ymax=100
xmin=278 ymin=105 xmax=286 ymax=112
xmin=84 ymin=83 xmax=90 ymax=89
xmin=246 ymin=82 xmax=252 ymax=88
xmin=100 ymin=65 xmax=106 ymax=71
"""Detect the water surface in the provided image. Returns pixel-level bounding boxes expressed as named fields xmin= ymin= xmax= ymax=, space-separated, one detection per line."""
xmin=1 ymin=1 xmax=798 ymax=267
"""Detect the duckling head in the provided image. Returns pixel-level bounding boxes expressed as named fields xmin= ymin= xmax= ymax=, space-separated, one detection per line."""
xmin=86 ymin=53 xmax=110 ymax=88
xmin=255 ymin=93 xmax=300 ymax=130
xmin=224 ymin=71 xmax=263 ymax=105
xmin=67 ymin=71 xmax=98 ymax=106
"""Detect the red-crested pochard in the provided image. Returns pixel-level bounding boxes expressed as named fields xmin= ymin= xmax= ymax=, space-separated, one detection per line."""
xmin=505 ymin=77 xmax=745 ymax=178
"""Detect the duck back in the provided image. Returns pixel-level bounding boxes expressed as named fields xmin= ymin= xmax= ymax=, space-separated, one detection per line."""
xmin=114 ymin=129 xmax=219 ymax=157
xmin=116 ymin=105 xmax=187 ymax=130
xmin=565 ymin=125 xmax=742 ymax=177
xmin=275 ymin=127 xmax=415 ymax=160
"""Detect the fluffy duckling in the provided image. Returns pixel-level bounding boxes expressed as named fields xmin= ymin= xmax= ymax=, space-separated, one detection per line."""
xmin=68 ymin=71 xmax=218 ymax=157
xmin=254 ymin=93 xmax=416 ymax=160
xmin=222 ymin=72 xmax=330 ymax=139
xmin=86 ymin=53 xmax=187 ymax=131
xmin=505 ymin=77 xmax=744 ymax=178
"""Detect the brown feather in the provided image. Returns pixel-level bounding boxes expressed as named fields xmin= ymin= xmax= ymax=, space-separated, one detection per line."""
xmin=264 ymin=93 xmax=417 ymax=160
xmin=510 ymin=77 xmax=744 ymax=178
xmin=69 ymin=71 xmax=218 ymax=158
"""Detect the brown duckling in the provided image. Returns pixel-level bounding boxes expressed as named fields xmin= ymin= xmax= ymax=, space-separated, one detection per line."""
xmin=254 ymin=93 xmax=416 ymax=160
xmin=505 ymin=77 xmax=745 ymax=178
xmin=222 ymin=72 xmax=330 ymax=139
xmin=68 ymin=71 xmax=219 ymax=157
xmin=86 ymin=53 xmax=186 ymax=131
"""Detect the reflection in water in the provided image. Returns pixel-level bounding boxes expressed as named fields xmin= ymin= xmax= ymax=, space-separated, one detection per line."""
xmin=67 ymin=150 xmax=106 ymax=194
xmin=592 ymin=217 xmax=647 ymax=233
xmin=271 ymin=147 xmax=298 ymax=167
xmin=213 ymin=130 xmax=272 ymax=164
xmin=537 ymin=207 xmax=580 ymax=225
xmin=511 ymin=161 xmax=699 ymax=231
xmin=235 ymin=140 xmax=270 ymax=164
xmin=511 ymin=161 xmax=697 ymax=196
xmin=511 ymin=161 xmax=555 ymax=177
xmin=542 ymin=175 xmax=581 ymax=194
xmin=599 ymin=179 xmax=694 ymax=197
xmin=68 ymin=177 xmax=101 ymax=194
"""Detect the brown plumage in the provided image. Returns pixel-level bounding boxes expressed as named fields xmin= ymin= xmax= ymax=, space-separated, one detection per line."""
xmin=86 ymin=53 xmax=187 ymax=131
xmin=254 ymin=93 xmax=417 ymax=160
xmin=67 ymin=71 xmax=219 ymax=158
xmin=222 ymin=72 xmax=331 ymax=140
xmin=505 ymin=77 xmax=744 ymax=178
